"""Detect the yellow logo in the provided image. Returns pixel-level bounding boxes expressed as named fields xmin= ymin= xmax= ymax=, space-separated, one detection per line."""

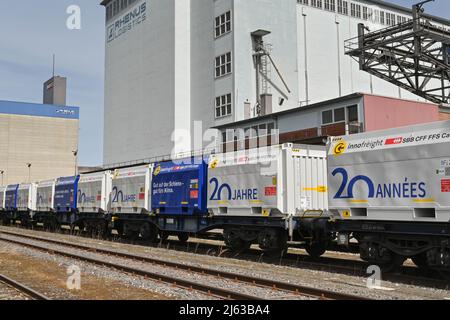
xmin=343 ymin=210 xmax=351 ymax=218
xmin=153 ymin=165 xmax=161 ymax=176
xmin=333 ymin=140 xmax=348 ymax=156
xmin=210 ymin=159 xmax=219 ymax=169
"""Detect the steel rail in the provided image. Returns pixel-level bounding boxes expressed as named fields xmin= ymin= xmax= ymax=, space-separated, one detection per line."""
xmin=0 ymin=273 xmax=50 ymax=300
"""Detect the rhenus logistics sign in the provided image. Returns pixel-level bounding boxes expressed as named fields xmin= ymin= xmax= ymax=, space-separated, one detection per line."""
xmin=107 ymin=1 xmax=147 ymax=43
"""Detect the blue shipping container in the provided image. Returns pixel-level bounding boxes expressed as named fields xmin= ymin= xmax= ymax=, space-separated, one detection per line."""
xmin=151 ymin=158 xmax=208 ymax=215
xmin=54 ymin=176 xmax=80 ymax=213
xmin=5 ymin=184 xmax=19 ymax=210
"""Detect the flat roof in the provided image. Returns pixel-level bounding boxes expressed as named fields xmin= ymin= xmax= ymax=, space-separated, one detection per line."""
xmin=0 ymin=100 xmax=79 ymax=120
xmin=100 ymin=0 xmax=450 ymax=25
xmin=213 ymin=92 xmax=439 ymax=129
xmin=213 ymin=93 xmax=364 ymax=129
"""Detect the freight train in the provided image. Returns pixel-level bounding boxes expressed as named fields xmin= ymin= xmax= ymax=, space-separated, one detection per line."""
xmin=0 ymin=121 xmax=449 ymax=277
xmin=0 ymin=144 xmax=330 ymax=257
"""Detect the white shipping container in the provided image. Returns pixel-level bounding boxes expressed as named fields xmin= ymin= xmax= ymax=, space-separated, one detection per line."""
xmin=36 ymin=180 xmax=55 ymax=212
xmin=78 ymin=171 xmax=112 ymax=213
xmin=17 ymin=183 xmax=37 ymax=211
xmin=208 ymin=144 xmax=328 ymax=217
xmin=111 ymin=165 xmax=152 ymax=214
xmin=0 ymin=186 xmax=5 ymax=210
xmin=327 ymin=120 xmax=450 ymax=222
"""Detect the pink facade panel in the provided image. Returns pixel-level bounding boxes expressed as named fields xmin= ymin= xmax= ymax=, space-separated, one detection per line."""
xmin=363 ymin=95 xmax=439 ymax=132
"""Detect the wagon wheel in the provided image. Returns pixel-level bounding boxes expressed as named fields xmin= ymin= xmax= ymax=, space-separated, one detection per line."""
xmin=139 ymin=223 xmax=158 ymax=243
xmin=379 ymin=254 xmax=407 ymax=273
xmin=305 ymin=241 xmax=327 ymax=259
xmin=177 ymin=233 xmax=190 ymax=243
xmin=411 ymin=252 xmax=429 ymax=269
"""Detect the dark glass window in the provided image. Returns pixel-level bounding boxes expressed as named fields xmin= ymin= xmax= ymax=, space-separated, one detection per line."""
xmin=334 ymin=108 xmax=345 ymax=122
xmin=322 ymin=110 xmax=333 ymax=125
xmin=347 ymin=105 xmax=358 ymax=122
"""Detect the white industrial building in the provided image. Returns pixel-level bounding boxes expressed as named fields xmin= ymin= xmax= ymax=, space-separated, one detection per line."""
xmin=101 ymin=0 xmax=450 ymax=165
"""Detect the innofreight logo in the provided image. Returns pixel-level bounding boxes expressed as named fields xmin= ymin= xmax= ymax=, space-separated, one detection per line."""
xmin=107 ymin=2 xmax=147 ymax=43
xmin=332 ymin=140 xmax=348 ymax=156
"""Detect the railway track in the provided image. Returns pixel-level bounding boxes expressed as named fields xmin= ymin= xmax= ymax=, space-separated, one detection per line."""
xmin=0 ymin=273 xmax=50 ymax=300
xmin=3 ymin=225 xmax=447 ymax=292
xmin=0 ymin=229 xmax=368 ymax=300
xmin=160 ymin=238 xmax=450 ymax=290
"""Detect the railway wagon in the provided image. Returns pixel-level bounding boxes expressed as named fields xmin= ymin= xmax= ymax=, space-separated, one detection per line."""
xmin=76 ymin=171 xmax=112 ymax=234
xmin=0 ymin=186 xmax=5 ymax=223
xmin=207 ymin=144 xmax=329 ymax=253
xmin=14 ymin=183 xmax=37 ymax=226
xmin=2 ymin=184 xmax=19 ymax=224
xmin=50 ymin=176 xmax=80 ymax=227
xmin=36 ymin=180 xmax=55 ymax=213
xmin=327 ymin=120 xmax=450 ymax=275
xmin=109 ymin=165 xmax=153 ymax=238
xmin=33 ymin=180 xmax=56 ymax=228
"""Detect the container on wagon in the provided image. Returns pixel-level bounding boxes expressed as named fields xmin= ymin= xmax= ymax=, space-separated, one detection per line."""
xmin=4 ymin=184 xmax=19 ymax=211
xmin=54 ymin=176 xmax=80 ymax=213
xmin=111 ymin=165 xmax=152 ymax=214
xmin=78 ymin=171 xmax=112 ymax=213
xmin=151 ymin=158 xmax=208 ymax=215
xmin=17 ymin=183 xmax=37 ymax=211
xmin=207 ymin=144 xmax=328 ymax=217
xmin=327 ymin=120 xmax=450 ymax=223
xmin=36 ymin=179 xmax=56 ymax=212
xmin=0 ymin=186 xmax=6 ymax=211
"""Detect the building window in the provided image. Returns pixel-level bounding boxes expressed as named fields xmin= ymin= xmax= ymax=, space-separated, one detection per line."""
xmin=215 ymin=52 xmax=232 ymax=78
xmin=363 ymin=6 xmax=368 ymax=20
xmin=120 ymin=0 xmax=128 ymax=11
xmin=311 ymin=0 xmax=322 ymax=9
xmin=368 ymin=8 xmax=373 ymax=21
xmin=351 ymin=3 xmax=361 ymax=18
xmin=347 ymin=105 xmax=358 ymax=122
xmin=334 ymin=108 xmax=345 ymax=122
xmin=324 ymin=0 xmax=335 ymax=12
xmin=386 ymin=12 xmax=395 ymax=26
xmin=106 ymin=4 xmax=113 ymax=21
xmin=380 ymin=11 xmax=385 ymax=24
xmin=215 ymin=94 xmax=232 ymax=118
xmin=355 ymin=4 xmax=361 ymax=18
xmin=337 ymin=0 xmax=348 ymax=15
xmin=322 ymin=107 xmax=354 ymax=125
xmin=113 ymin=0 xmax=119 ymax=16
xmin=215 ymin=11 xmax=232 ymax=38
xmin=322 ymin=110 xmax=333 ymax=125
xmin=374 ymin=10 xmax=380 ymax=23
xmin=300 ymin=0 xmax=309 ymax=5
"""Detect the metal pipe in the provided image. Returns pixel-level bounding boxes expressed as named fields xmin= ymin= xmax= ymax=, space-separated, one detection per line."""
xmin=303 ymin=13 xmax=309 ymax=105
xmin=266 ymin=54 xmax=291 ymax=94
xmin=336 ymin=20 xmax=342 ymax=97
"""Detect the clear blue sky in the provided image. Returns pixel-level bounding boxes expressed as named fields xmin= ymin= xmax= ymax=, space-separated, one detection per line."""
xmin=0 ymin=0 xmax=104 ymax=166
xmin=0 ymin=0 xmax=448 ymax=166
